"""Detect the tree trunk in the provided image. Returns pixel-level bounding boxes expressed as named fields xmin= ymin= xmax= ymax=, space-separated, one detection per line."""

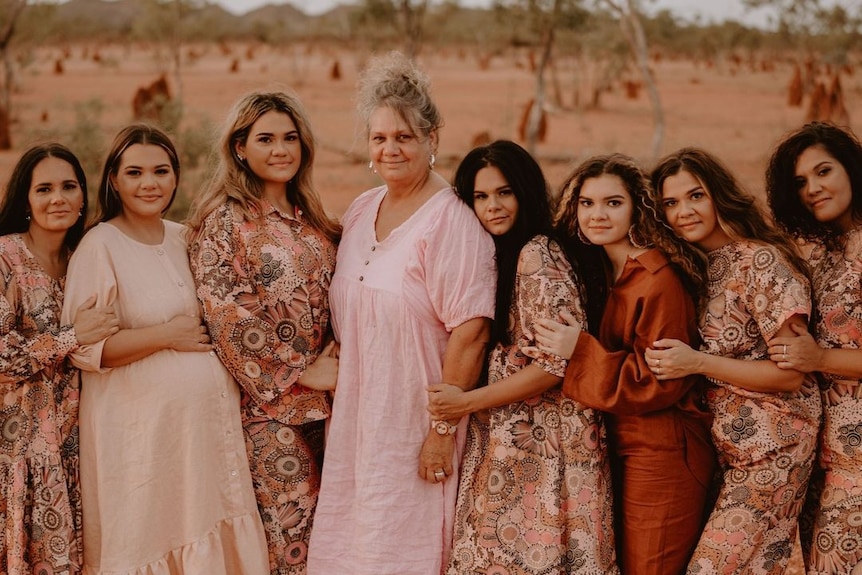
xmin=525 ymin=0 xmax=561 ymax=155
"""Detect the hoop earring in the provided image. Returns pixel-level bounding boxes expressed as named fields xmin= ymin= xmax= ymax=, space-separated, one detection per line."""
xmin=429 ymin=154 xmax=436 ymax=169
xmin=628 ymin=225 xmax=648 ymax=249
xmin=368 ymin=161 xmax=377 ymax=174
xmin=576 ymin=221 xmax=591 ymax=245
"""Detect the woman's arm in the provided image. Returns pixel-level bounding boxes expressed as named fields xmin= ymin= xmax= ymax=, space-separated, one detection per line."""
xmin=428 ymin=365 xmax=559 ymax=420
xmin=646 ymin=314 xmax=807 ymax=393
xmin=100 ymin=314 xmax=211 ymax=368
xmin=768 ymin=322 xmax=862 ymax=379
xmin=419 ymin=316 xmax=490 ymax=483
xmin=189 ymin=206 xmax=337 ymax=405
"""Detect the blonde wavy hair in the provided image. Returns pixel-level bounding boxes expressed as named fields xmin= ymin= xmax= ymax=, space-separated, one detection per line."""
xmin=186 ymin=90 xmax=340 ymax=242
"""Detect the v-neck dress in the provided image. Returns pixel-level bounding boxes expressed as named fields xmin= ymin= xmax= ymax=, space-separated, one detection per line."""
xmin=307 ymin=186 xmax=496 ymax=575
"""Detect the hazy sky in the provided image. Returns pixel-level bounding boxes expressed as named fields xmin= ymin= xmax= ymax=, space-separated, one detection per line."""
xmin=216 ymin=0 xmax=777 ymax=27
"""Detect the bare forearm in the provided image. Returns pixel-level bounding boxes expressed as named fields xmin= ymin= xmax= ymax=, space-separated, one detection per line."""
xmin=819 ymin=348 xmax=862 ymax=379
xmin=464 ymin=364 xmax=560 ymax=413
xmin=441 ymin=317 xmax=490 ymax=391
xmin=702 ymin=353 xmax=804 ymax=393
xmin=101 ymin=325 xmax=170 ymax=367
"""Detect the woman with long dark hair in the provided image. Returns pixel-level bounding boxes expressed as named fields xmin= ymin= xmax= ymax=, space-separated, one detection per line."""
xmin=63 ymin=124 xmax=268 ymax=574
xmin=766 ymin=123 xmax=862 ymax=574
xmin=0 ymin=143 xmax=117 ymax=574
xmin=428 ymin=140 xmax=618 ymax=574
xmin=648 ymin=147 xmax=821 ymax=574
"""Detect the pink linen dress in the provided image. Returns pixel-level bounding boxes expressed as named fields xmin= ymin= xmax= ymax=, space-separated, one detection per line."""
xmin=61 ymin=221 xmax=269 ymax=575
xmin=0 ymin=233 xmax=82 ymax=575
xmin=306 ymin=186 xmax=496 ymax=575
xmin=802 ymin=225 xmax=862 ymax=574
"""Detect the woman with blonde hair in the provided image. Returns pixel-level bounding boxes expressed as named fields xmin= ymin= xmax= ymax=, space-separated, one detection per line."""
xmin=187 ymin=91 xmax=339 ymax=574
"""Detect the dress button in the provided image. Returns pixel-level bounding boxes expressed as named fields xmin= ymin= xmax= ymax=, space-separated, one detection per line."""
xmin=359 ymin=276 xmax=364 ymax=281
xmin=364 ymin=260 xmax=369 ymax=265
xmin=230 ymin=470 xmax=238 ymax=477
xmin=221 ymin=391 xmax=227 ymax=398
xmin=371 ymin=246 xmax=376 ymax=251
xmin=209 ymin=351 xmax=216 ymax=356
xmin=156 ymin=249 xmax=165 ymax=255
xmin=178 ymin=281 xmax=185 ymax=287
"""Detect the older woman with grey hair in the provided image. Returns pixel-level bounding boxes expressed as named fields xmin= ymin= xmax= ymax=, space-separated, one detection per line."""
xmin=307 ymin=52 xmax=496 ymax=575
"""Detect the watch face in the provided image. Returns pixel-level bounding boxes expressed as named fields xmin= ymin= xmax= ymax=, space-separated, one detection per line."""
xmin=435 ymin=421 xmax=449 ymax=435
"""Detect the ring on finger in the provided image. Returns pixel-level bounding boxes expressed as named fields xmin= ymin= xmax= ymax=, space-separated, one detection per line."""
xmin=434 ymin=469 xmax=445 ymax=481
xmin=783 ymin=344 xmax=787 ymax=355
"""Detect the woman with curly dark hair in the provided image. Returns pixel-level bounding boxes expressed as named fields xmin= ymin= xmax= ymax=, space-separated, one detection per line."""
xmin=647 ymin=147 xmax=821 ymax=575
xmin=765 ymin=122 xmax=862 ymax=574
xmin=535 ymin=153 xmax=715 ymax=575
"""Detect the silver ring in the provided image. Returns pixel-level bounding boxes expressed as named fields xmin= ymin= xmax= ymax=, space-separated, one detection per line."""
xmin=783 ymin=344 xmax=787 ymax=355
xmin=434 ymin=470 xmax=444 ymax=481
xmin=783 ymin=353 xmax=787 ymax=361
xmin=657 ymin=359 xmax=661 ymax=368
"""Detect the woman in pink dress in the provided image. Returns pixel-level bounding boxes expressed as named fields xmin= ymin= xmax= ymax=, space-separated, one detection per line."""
xmin=427 ymin=140 xmax=618 ymax=575
xmin=187 ymin=91 xmax=340 ymax=575
xmin=0 ymin=143 xmax=118 ymax=575
xmin=765 ymin=122 xmax=862 ymax=574
xmin=306 ymin=51 xmax=496 ymax=575
xmin=62 ymin=124 xmax=269 ymax=575
xmin=647 ymin=147 xmax=821 ymax=574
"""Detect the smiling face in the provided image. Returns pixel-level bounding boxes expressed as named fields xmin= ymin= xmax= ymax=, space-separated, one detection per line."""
xmin=110 ymin=144 xmax=176 ymax=220
xmin=577 ymin=174 xmax=635 ymax=249
xmin=794 ymin=144 xmax=855 ymax=232
xmin=236 ymin=110 xmax=302 ymax=200
xmin=367 ymin=106 xmax=436 ymax=188
xmin=660 ymin=169 xmax=730 ymax=251
xmin=471 ymin=165 xmax=519 ymax=236
xmin=27 ymin=156 xmax=84 ymax=235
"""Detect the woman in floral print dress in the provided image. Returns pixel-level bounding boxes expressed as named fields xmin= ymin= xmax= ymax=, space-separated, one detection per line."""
xmin=765 ymin=122 xmax=862 ymax=574
xmin=187 ymin=91 xmax=340 ymax=575
xmin=0 ymin=143 xmax=118 ymax=574
xmin=427 ymin=140 xmax=618 ymax=575
xmin=647 ymin=148 xmax=821 ymax=575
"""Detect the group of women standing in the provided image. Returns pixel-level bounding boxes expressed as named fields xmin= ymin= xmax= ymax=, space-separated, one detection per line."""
xmin=0 ymin=49 xmax=858 ymax=575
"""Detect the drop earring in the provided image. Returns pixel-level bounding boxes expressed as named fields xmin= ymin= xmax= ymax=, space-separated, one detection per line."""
xmin=429 ymin=154 xmax=436 ymax=169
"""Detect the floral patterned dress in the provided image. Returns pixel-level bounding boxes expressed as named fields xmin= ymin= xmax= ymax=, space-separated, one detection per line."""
xmin=802 ymin=225 xmax=862 ymax=574
xmin=190 ymin=200 xmax=337 ymax=575
xmin=446 ymin=236 xmax=617 ymax=575
xmin=687 ymin=240 xmax=821 ymax=575
xmin=0 ymin=233 xmax=82 ymax=575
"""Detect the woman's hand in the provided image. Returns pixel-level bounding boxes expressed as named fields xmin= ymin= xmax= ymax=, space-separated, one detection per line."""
xmin=418 ymin=431 xmax=455 ymax=484
xmin=644 ymin=338 xmax=702 ymax=380
xmin=164 ymin=314 xmax=212 ymax=352
xmin=768 ymin=322 xmax=823 ymax=373
xmin=427 ymin=383 xmax=470 ymax=420
xmin=533 ymin=309 xmax=582 ymax=358
xmin=72 ymin=295 xmax=120 ymax=345
xmin=298 ymin=341 xmax=339 ymax=391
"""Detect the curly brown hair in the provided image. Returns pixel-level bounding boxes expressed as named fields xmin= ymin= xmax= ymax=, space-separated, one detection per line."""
xmin=555 ymin=153 xmax=707 ymax=329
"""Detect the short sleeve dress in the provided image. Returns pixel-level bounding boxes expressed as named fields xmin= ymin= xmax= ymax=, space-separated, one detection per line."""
xmin=446 ymin=236 xmax=618 ymax=575
xmin=61 ymin=221 xmax=269 ymax=575
xmin=803 ymin=225 xmax=862 ymax=574
xmin=0 ymin=233 xmax=82 ymax=575
xmin=687 ymin=240 xmax=822 ymax=575
xmin=307 ymin=187 xmax=496 ymax=575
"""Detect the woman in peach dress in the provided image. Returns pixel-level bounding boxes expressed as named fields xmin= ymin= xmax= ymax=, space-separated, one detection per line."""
xmin=62 ymin=124 xmax=268 ymax=575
